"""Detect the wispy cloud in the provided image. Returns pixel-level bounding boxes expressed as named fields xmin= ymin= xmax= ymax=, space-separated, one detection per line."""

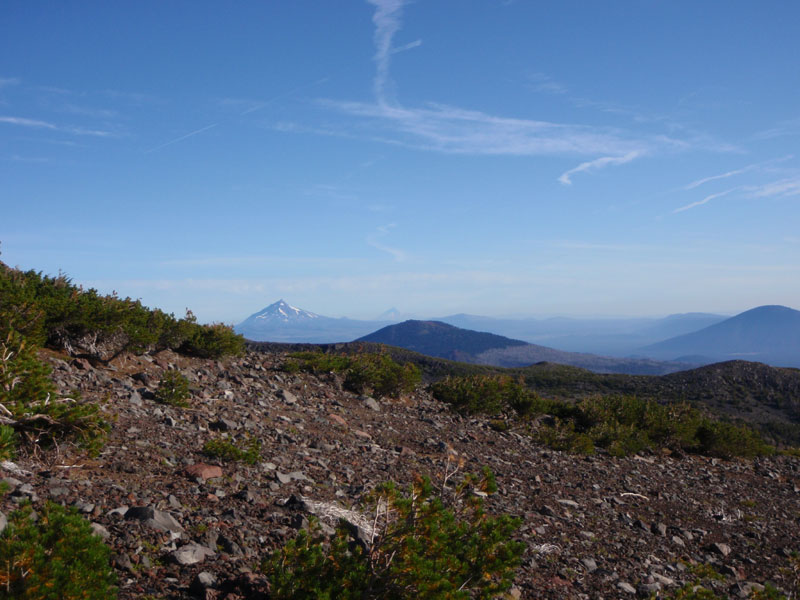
xmin=754 ymin=117 xmax=800 ymax=140
xmin=684 ymin=166 xmax=755 ymax=190
xmin=323 ymin=99 xmax=649 ymax=157
xmin=0 ymin=77 xmax=20 ymax=88
xmin=558 ymin=150 xmax=641 ymax=185
xmin=392 ymin=39 xmax=422 ymax=54
xmin=366 ymin=223 xmax=407 ymax=261
xmin=144 ymin=123 xmax=218 ymax=153
xmin=527 ymin=72 xmax=567 ymax=95
xmin=0 ymin=116 xmax=57 ymax=130
xmin=748 ymin=177 xmax=800 ymax=198
xmin=683 ymin=156 xmax=793 ymax=190
xmin=0 ymin=115 xmax=112 ymax=137
xmin=310 ymin=1 xmax=686 ymax=174
xmin=367 ymin=0 xmax=407 ymax=106
xmin=673 ymin=188 xmax=738 ymax=213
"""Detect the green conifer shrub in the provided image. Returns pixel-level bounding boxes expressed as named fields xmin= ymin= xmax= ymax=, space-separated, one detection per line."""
xmin=430 ymin=374 xmax=552 ymax=417
xmin=263 ymin=468 xmax=524 ymax=599
xmin=0 ymin=331 xmax=107 ymax=457
xmin=202 ymin=435 xmax=262 ymax=464
xmin=284 ymin=351 xmax=421 ymax=399
xmin=0 ymin=502 xmax=117 ymax=599
xmin=154 ymin=370 xmax=191 ymax=407
xmin=0 ymin=264 xmax=244 ymax=360
xmin=343 ymin=353 xmax=421 ymax=399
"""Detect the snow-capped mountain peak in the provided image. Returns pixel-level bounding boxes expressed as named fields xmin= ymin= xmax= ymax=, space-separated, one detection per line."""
xmin=253 ymin=299 xmax=320 ymax=322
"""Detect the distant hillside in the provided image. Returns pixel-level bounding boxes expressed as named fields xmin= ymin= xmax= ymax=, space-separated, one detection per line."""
xmin=235 ymin=300 xmax=389 ymax=343
xmin=357 ymin=320 xmax=693 ymax=375
xmin=247 ymin=340 xmax=800 ymax=445
xmin=357 ymin=320 xmax=528 ymax=361
xmin=640 ymin=305 xmax=800 ymax=367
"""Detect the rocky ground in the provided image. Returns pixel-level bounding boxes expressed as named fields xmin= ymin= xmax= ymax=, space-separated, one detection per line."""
xmin=1 ymin=349 xmax=799 ymax=599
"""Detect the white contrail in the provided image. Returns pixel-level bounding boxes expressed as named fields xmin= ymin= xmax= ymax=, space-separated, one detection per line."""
xmin=558 ymin=151 xmax=640 ymax=185
xmin=145 ymin=123 xmax=218 ymax=153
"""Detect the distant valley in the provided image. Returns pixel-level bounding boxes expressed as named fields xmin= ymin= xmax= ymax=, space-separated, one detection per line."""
xmin=357 ymin=320 xmax=692 ymax=375
xmin=236 ymin=301 xmax=800 ymax=371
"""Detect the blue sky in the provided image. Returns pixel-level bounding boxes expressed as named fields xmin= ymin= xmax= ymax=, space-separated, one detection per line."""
xmin=2 ymin=1 xmax=799 ymax=323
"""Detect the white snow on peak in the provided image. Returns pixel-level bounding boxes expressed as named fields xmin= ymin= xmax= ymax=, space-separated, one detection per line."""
xmin=253 ymin=299 xmax=320 ymax=321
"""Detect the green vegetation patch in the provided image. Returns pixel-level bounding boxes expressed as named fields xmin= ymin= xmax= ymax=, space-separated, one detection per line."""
xmin=203 ymin=435 xmax=262 ymax=465
xmin=0 ymin=502 xmax=117 ymax=599
xmin=154 ymin=370 xmax=191 ymax=407
xmin=0 ymin=264 xmax=244 ymax=361
xmin=285 ymin=351 xmax=421 ymax=399
xmin=430 ymin=374 xmax=774 ymax=459
xmin=262 ymin=468 xmax=523 ymax=599
xmin=0 ymin=331 xmax=108 ymax=458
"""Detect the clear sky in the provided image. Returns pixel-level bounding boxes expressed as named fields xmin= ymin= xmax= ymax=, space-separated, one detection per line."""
xmin=2 ymin=1 xmax=799 ymax=323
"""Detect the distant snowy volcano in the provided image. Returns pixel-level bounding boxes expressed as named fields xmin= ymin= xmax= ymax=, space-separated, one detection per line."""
xmin=235 ymin=300 xmax=390 ymax=343
xmin=249 ymin=299 xmax=320 ymax=323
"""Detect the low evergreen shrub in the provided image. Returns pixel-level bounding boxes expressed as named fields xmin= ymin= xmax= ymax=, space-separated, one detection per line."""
xmin=262 ymin=468 xmax=524 ymax=599
xmin=430 ymin=375 xmax=774 ymax=459
xmin=0 ymin=502 xmax=117 ymax=599
xmin=343 ymin=353 xmax=421 ymax=399
xmin=430 ymin=374 xmax=550 ymax=416
xmin=0 ymin=265 xmax=244 ymax=360
xmin=154 ymin=370 xmax=191 ymax=407
xmin=203 ymin=435 xmax=262 ymax=464
xmin=285 ymin=351 xmax=421 ymax=399
xmin=0 ymin=331 xmax=108 ymax=457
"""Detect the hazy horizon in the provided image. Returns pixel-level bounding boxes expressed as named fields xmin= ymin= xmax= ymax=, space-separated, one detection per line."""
xmin=3 ymin=1 xmax=798 ymax=323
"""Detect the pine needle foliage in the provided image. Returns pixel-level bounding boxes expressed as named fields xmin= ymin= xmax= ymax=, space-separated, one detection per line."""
xmin=0 ymin=264 xmax=244 ymax=360
xmin=263 ymin=468 xmax=524 ymax=599
xmin=0 ymin=330 xmax=108 ymax=457
xmin=154 ymin=370 xmax=191 ymax=407
xmin=0 ymin=502 xmax=117 ymax=599
xmin=430 ymin=375 xmax=774 ymax=458
xmin=285 ymin=351 xmax=421 ymax=399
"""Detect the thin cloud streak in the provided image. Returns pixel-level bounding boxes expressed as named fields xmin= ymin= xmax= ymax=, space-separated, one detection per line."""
xmin=674 ymin=188 xmax=738 ymax=213
xmin=392 ymin=39 xmax=422 ymax=54
xmin=684 ymin=165 xmax=755 ymax=190
xmin=684 ymin=156 xmax=794 ymax=190
xmin=0 ymin=115 xmax=112 ymax=137
xmin=366 ymin=224 xmax=407 ymax=262
xmin=748 ymin=178 xmax=800 ymax=198
xmin=558 ymin=151 xmax=641 ymax=185
xmin=322 ymin=99 xmax=649 ymax=157
xmin=145 ymin=123 xmax=218 ymax=153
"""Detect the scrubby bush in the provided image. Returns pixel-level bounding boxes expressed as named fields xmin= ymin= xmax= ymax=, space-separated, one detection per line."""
xmin=0 ymin=502 xmax=117 ymax=599
xmin=263 ymin=468 xmax=523 ymax=599
xmin=695 ymin=420 xmax=774 ymax=459
xmin=0 ymin=331 xmax=108 ymax=457
xmin=430 ymin=374 xmax=774 ymax=459
xmin=284 ymin=351 xmax=353 ymax=374
xmin=285 ymin=351 xmax=421 ymax=399
xmin=154 ymin=370 xmax=191 ymax=407
xmin=533 ymin=395 xmax=774 ymax=459
xmin=203 ymin=435 xmax=261 ymax=465
xmin=343 ymin=353 xmax=421 ymax=399
xmin=0 ymin=264 xmax=244 ymax=360
xmin=430 ymin=374 xmax=549 ymax=416
xmin=178 ymin=317 xmax=245 ymax=359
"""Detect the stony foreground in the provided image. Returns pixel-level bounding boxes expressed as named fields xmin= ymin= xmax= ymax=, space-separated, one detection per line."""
xmin=2 ymin=349 xmax=799 ymax=599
